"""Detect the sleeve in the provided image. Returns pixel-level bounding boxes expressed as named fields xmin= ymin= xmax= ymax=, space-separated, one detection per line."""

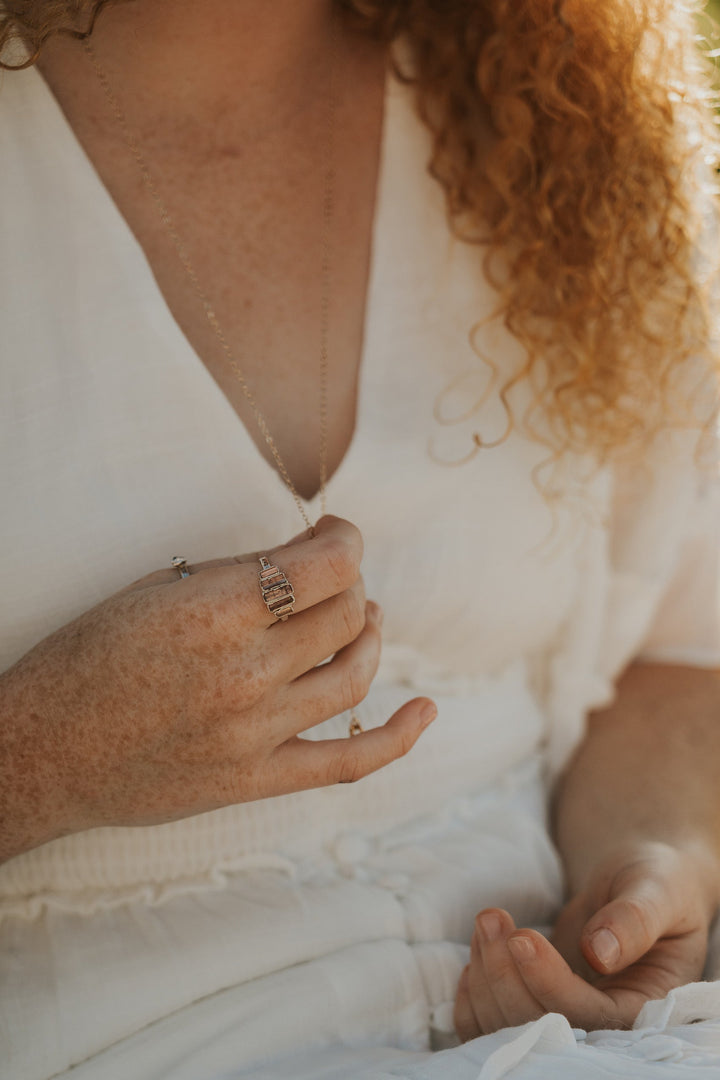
xmin=544 ymin=430 xmax=720 ymax=780
xmin=637 ymin=458 xmax=720 ymax=668
xmin=542 ymin=166 xmax=720 ymax=776
xmin=634 ymin=165 xmax=720 ymax=668
xmin=597 ymin=166 xmax=720 ymax=679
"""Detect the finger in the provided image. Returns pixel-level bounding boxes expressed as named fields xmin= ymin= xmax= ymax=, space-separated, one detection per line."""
xmin=115 ymin=559 xmax=204 ymax=593
xmin=271 ymin=696 xmax=437 ymax=790
xmin=465 ymin=915 xmax=505 ymax=1034
xmin=204 ymin=515 xmax=364 ymax=625
xmin=186 ymin=527 xmax=312 ymax=573
xmin=581 ymin=871 xmax=677 ymax=975
xmin=506 ymin=929 xmax=639 ymax=1030
xmin=272 ymin=580 xmax=369 ymax=683
xmin=280 ymin=601 xmax=381 ymax=733
xmin=475 ymin=910 xmax=546 ymax=1030
xmin=548 ymin=892 xmax=596 ymax=979
xmin=454 ymin=966 xmax=482 ymax=1043
xmin=122 ymin=517 xmax=361 ymax=626
xmin=230 ymin=525 xmax=314 ymax=565
xmin=120 ymin=528 xmax=315 ymax=592
xmin=196 ymin=526 xmax=315 ymax=572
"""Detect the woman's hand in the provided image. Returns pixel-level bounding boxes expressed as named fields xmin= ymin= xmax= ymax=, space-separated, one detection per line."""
xmin=0 ymin=515 xmax=436 ymax=862
xmin=454 ymin=840 xmax=719 ymax=1039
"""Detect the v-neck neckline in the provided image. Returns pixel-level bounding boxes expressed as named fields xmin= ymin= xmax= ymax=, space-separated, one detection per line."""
xmin=28 ymin=56 xmax=396 ymax=516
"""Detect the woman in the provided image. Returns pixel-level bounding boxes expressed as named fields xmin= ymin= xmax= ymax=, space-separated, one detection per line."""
xmin=1 ymin=1 xmax=720 ymax=1077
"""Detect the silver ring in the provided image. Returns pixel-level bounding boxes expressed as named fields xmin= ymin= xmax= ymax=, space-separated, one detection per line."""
xmin=171 ymin=556 xmax=191 ymax=580
xmin=258 ymin=556 xmax=295 ymax=620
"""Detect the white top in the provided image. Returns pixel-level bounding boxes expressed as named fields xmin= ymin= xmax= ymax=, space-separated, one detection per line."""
xmin=1 ymin=62 xmax=720 ymax=920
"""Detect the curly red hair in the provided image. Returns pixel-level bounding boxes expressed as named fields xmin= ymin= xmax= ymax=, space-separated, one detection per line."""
xmin=2 ymin=0 xmax=719 ymax=463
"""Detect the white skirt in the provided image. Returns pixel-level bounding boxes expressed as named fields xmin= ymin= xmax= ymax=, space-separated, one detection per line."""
xmin=5 ymin=754 xmax=720 ymax=1080
xmin=5 ymin=663 xmax=720 ymax=1080
xmin=2 ymin=757 xmax=557 ymax=1079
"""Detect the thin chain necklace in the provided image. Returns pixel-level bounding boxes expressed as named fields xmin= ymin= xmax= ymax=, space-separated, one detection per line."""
xmin=82 ymin=19 xmax=339 ymax=531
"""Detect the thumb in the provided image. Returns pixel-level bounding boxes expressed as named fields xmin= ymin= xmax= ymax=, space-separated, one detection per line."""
xmin=580 ymin=869 xmax=673 ymax=975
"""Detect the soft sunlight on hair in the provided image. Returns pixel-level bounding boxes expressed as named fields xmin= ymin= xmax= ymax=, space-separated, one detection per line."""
xmin=3 ymin=0 xmax=720 ymax=466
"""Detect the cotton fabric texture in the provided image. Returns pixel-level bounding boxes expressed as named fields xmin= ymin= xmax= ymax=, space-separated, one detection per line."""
xmin=1 ymin=60 xmax=720 ymax=1080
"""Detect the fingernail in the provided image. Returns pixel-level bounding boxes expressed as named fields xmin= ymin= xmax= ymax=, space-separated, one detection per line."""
xmin=478 ymin=913 xmax=502 ymax=943
xmin=507 ymin=936 xmax=536 ymax=963
xmin=590 ymin=928 xmax=620 ymax=968
xmin=419 ymin=702 xmax=437 ymax=729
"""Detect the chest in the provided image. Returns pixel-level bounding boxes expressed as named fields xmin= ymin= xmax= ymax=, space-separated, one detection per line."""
xmin=0 ymin=65 xmax=595 ymax=682
xmin=36 ymin=45 xmax=387 ymax=501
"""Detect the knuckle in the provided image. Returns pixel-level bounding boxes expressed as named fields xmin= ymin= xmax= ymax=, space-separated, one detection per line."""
xmin=395 ymin=726 xmax=417 ymax=759
xmin=213 ymin=653 xmax=272 ymax=716
xmin=342 ymin=660 xmax=372 ymax=711
xmin=526 ymin=970 xmax=557 ymax=1001
xmin=334 ymin=751 xmax=367 ymax=786
xmin=338 ymin=589 xmax=364 ymax=643
xmin=221 ymin=762 xmax=256 ymax=806
xmin=320 ymin=537 xmax=358 ymax=592
xmin=363 ymin=611 xmax=382 ymax=652
xmin=353 ymin=574 xmax=367 ymax=609
xmin=621 ymin=895 xmax=659 ymax=939
xmin=238 ymin=665 xmax=270 ymax=710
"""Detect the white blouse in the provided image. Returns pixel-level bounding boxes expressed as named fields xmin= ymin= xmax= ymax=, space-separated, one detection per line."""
xmin=0 ymin=60 xmax=719 ymax=921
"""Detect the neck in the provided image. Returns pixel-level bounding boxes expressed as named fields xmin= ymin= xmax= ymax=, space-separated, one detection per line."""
xmin=79 ymin=0 xmax=339 ymax=121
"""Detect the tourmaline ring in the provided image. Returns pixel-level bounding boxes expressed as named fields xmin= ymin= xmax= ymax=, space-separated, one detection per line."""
xmin=258 ymin=556 xmax=295 ymax=621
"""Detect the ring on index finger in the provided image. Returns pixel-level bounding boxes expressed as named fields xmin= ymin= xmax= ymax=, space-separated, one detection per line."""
xmin=171 ymin=556 xmax=191 ymax=579
xmin=258 ymin=556 xmax=295 ymax=621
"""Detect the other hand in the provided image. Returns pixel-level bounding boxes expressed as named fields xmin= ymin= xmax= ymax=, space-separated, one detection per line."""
xmin=0 ymin=515 xmax=436 ymax=861
xmin=454 ymin=840 xmax=719 ymax=1038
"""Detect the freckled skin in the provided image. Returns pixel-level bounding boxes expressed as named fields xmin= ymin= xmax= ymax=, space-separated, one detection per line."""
xmin=0 ymin=517 xmax=435 ymax=862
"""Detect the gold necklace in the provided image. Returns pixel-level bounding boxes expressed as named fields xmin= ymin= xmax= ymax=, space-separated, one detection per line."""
xmin=82 ymin=19 xmax=339 ymax=531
